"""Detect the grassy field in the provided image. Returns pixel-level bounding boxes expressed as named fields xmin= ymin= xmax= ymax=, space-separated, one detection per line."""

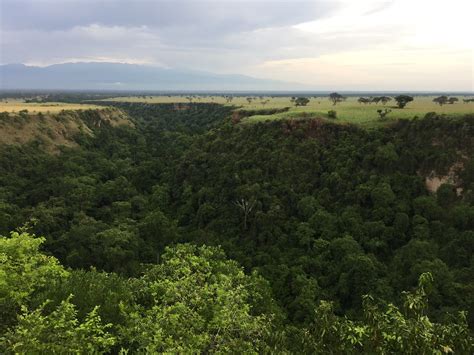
xmin=103 ymin=95 xmax=474 ymax=127
xmin=0 ymin=99 xmax=102 ymax=114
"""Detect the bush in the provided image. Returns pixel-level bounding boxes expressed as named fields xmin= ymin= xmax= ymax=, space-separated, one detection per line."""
xmin=328 ymin=110 xmax=337 ymax=119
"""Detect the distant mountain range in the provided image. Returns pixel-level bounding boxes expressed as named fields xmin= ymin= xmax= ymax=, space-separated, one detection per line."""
xmin=0 ymin=62 xmax=301 ymax=91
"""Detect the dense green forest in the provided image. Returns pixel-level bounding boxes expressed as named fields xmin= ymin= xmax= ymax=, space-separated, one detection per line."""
xmin=1 ymin=102 xmax=473 ymax=352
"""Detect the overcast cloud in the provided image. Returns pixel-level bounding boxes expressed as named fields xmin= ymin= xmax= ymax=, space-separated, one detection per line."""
xmin=1 ymin=0 xmax=472 ymax=90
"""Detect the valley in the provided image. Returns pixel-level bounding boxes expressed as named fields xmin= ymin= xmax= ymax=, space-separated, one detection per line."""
xmin=1 ymin=93 xmax=473 ymax=352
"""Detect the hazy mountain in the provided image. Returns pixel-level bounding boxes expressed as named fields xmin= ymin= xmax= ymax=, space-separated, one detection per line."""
xmin=0 ymin=62 xmax=302 ymax=91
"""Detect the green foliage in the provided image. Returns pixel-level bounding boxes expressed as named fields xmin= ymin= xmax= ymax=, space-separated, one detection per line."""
xmin=0 ymin=231 xmax=68 ymax=329
xmin=121 ymin=244 xmax=276 ymax=353
xmin=0 ymin=229 xmax=472 ymax=353
xmin=294 ymin=97 xmax=310 ymax=106
xmin=2 ymin=297 xmax=115 ymax=354
xmin=33 ymin=269 xmax=133 ymax=327
xmin=292 ymin=273 xmax=473 ymax=354
xmin=95 ymin=102 xmax=234 ymax=134
xmin=377 ymin=108 xmax=391 ymax=119
xmin=329 ymin=92 xmax=346 ymax=105
xmin=394 ymin=95 xmax=414 ymax=108
xmin=433 ymin=95 xmax=449 ymax=106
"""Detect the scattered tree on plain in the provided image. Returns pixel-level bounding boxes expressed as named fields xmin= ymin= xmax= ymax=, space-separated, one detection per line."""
xmin=379 ymin=96 xmax=392 ymax=105
xmin=294 ymin=97 xmax=310 ymax=106
xmin=329 ymin=92 xmax=346 ymax=105
xmin=433 ymin=96 xmax=448 ymax=106
xmin=261 ymin=99 xmax=270 ymax=107
xmin=394 ymin=95 xmax=414 ymax=108
xmin=377 ymin=108 xmax=392 ymax=120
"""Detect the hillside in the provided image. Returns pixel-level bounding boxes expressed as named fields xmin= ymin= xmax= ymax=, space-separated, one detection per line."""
xmin=0 ymin=107 xmax=132 ymax=151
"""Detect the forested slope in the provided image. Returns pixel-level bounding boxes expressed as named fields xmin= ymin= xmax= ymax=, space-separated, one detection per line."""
xmin=0 ymin=103 xmax=473 ymax=352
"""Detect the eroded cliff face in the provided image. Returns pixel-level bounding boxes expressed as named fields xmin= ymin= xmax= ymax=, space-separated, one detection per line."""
xmin=387 ymin=114 xmax=473 ymax=194
xmin=424 ymin=161 xmax=465 ymax=194
xmin=0 ymin=108 xmax=132 ymax=152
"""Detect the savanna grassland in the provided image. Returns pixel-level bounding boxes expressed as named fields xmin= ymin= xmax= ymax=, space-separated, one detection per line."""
xmin=104 ymin=95 xmax=474 ymax=127
xmin=0 ymin=99 xmax=102 ymax=114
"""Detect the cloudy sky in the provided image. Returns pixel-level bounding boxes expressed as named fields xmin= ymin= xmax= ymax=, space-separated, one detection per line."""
xmin=1 ymin=0 xmax=472 ymax=90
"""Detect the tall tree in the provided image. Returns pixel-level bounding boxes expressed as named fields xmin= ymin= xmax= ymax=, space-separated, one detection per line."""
xmin=120 ymin=244 xmax=277 ymax=353
xmin=394 ymin=95 xmax=414 ymax=108
xmin=433 ymin=95 xmax=448 ymax=106
xmin=329 ymin=92 xmax=346 ymax=105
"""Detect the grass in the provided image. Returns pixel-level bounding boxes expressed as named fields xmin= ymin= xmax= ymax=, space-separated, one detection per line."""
xmin=0 ymin=101 xmax=132 ymax=152
xmin=0 ymin=99 xmax=102 ymax=114
xmin=102 ymin=95 xmax=474 ymax=128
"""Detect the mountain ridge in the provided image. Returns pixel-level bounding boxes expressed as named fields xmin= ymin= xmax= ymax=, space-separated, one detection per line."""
xmin=0 ymin=62 xmax=303 ymax=90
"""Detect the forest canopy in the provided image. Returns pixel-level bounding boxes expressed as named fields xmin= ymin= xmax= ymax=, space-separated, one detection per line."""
xmin=1 ymin=231 xmax=472 ymax=353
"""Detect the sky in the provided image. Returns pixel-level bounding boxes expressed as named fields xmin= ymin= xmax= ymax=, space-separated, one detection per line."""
xmin=1 ymin=0 xmax=473 ymax=91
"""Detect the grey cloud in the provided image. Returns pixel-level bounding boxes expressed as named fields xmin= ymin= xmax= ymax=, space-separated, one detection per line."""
xmin=2 ymin=0 xmax=339 ymax=33
xmin=0 ymin=0 xmax=345 ymax=69
xmin=0 ymin=0 xmax=406 ymax=79
xmin=0 ymin=19 xmax=403 ymax=73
